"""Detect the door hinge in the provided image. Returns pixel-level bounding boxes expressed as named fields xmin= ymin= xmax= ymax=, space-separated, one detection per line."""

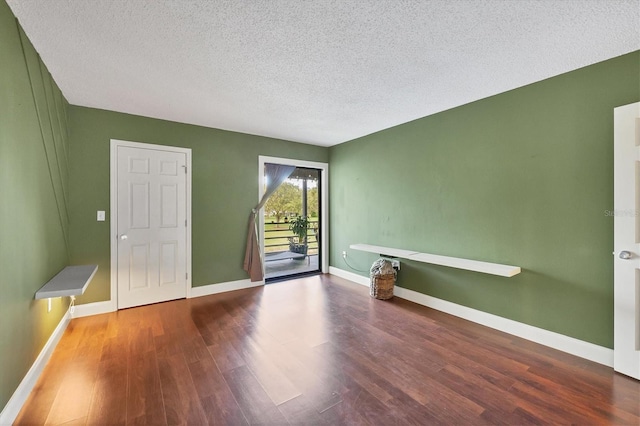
xmin=185 ymin=219 xmax=187 ymax=227
xmin=182 ymin=165 xmax=187 ymax=174
xmin=186 ymin=273 xmax=188 ymax=280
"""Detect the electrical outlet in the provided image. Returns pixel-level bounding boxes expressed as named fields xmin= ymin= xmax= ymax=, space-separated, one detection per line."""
xmin=342 ymin=250 xmax=347 ymax=258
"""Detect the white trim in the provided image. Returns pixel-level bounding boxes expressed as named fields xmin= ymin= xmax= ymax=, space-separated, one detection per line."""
xmin=0 ymin=310 xmax=71 ymax=425
xmin=188 ymin=279 xmax=264 ymax=298
xmin=110 ymin=139 xmax=192 ymax=309
xmin=350 ymin=243 xmax=521 ymax=277
xmin=71 ymin=300 xmax=115 ymax=318
xmin=258 ymin=156 xmax=329 ymax=276
xmin=329 ymin=266 xmax=370 ymax=286
xmin=329 ymin=267 xmax=614 ymax=367
xmin=75 ymin=279 xmax=263 ymax=313
xmin=613 ymin=101 xmax=640 ymax=379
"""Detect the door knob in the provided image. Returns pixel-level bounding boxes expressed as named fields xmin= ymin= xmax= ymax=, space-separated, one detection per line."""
xmin=619 ymin=250 xmax=632 ymax=259
xmin=119 ymin=234 xmax=128 ymax=240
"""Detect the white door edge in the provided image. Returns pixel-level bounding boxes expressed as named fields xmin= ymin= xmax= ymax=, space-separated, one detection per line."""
xmin=110 ymin=139 xmax=192 ymax=309
xmin=257 ymin=156 xmax=329 ymax=276
xmin=613 ymin=102 xmax=640 ymax=379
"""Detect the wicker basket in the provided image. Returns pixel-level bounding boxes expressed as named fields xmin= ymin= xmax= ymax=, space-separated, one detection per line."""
xmin=370 ymin=274 xmax=395 ymax=300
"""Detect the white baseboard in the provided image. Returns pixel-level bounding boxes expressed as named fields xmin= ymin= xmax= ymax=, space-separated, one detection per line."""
xmin=72 ymin=279 xmax=264 ymax=315
xmin=189 ymin=279 xmax=264 ymax=298
xmin=71 ymin=300 xmax=116 ymax=318
xmin=329 ymin=266 xmax=370 ymax=286
xmin=0 ymin=309 xmax=71 ymax=425
xmin=329 ymin=267 xmax=614 ymax=367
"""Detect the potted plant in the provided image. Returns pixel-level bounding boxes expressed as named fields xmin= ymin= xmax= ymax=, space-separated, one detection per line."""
xmin=288 ymin=216 xmax=309 ymax=254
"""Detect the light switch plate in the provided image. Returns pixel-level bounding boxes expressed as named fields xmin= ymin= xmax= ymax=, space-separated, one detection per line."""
xmin=97 ymin=211 xmax=105 ymax=221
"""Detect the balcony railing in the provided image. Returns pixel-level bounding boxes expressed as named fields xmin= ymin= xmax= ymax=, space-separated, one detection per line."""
xmin=264 ymin=220 xmax=319 ymax=255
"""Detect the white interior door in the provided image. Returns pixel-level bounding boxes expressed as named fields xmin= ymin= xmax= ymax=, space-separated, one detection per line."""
xmin=614 ymin=101 xmax=640 ymax=380
xmin=116 ymin=144 xmax=188 ymax=309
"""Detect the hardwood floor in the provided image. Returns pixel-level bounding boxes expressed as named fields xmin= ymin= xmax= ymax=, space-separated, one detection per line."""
xmin=15 ymin=274 xmax=640 ymax=425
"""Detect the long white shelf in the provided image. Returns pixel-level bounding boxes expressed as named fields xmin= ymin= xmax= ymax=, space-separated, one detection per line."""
xmin=350 ymin=243 xmax=521 ymax=278
xmin=35 ymin=265 xmax=98 ymax=299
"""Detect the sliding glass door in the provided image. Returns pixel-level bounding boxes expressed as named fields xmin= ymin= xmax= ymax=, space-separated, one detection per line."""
xmin=263 ymin=166 xmax=321 ymax=281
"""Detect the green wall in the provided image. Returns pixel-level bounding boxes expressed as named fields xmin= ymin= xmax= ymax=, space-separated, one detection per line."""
xmin=0 ymin=0 xmax=71 ymax=411
xmin=329 ymin=51 xmax=640 ymax=348
xmin=68 ymin=107 xmax=328 ymax=303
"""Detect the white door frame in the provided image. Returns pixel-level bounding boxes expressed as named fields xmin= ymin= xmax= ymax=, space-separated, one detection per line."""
xmin=258 ymin=156 xmax=329 ymax=276
xmin=110 ymin=139 xmax=192 ymax=310
xmin=613 ymin=102 xmax=640 ymax=379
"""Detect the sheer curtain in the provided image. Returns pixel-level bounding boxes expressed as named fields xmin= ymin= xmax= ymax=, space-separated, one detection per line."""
xmin=243 ymin=163 xmax=296 ymax=281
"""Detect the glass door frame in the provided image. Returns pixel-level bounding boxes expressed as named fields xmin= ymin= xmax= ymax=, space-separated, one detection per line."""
xmin=258 ymin=156 xmax=329 ymax=279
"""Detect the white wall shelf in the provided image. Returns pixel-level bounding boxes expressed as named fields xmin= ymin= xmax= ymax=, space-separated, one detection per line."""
xmin=350 ymin=243 xmax=520 ymax=278
xmin=35 ymin=265 xmax=98 ymax=299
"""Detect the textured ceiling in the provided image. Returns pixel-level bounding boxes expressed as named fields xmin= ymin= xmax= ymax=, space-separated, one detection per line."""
xmin=7 ymin=0 xmax=640 ymax=146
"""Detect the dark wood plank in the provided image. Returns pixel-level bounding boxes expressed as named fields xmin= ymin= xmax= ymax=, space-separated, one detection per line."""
xmin=277 ymin=394 xmax=330 ymax=425
xmin=208 ymin=328 xmax=247 ymax=372
xmin=187 ymin=355 xmax=248 ymax=425
xmin=86 ymin=338 xmax=127 ymax=425
xmin=242 ymin=326 xmax=345 ymax=407
xmin=223 ymin=324 xmax=302 ymax=405
xmin=127 ymin=327 xmax=166 ymax=425
xmin=157 ymin=353 xmax=208 ymax=425
xmin=223 ymin=365 xmax=289 ymax=424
